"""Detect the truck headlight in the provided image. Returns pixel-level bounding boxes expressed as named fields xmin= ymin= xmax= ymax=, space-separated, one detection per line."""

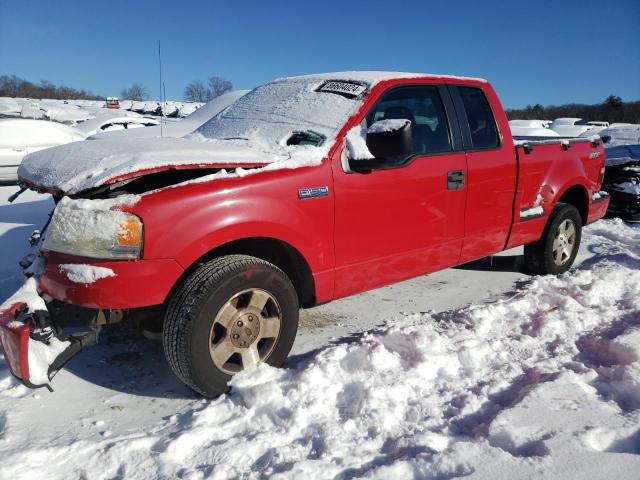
xmin=43 ymin=197 xmax=143 ymax=260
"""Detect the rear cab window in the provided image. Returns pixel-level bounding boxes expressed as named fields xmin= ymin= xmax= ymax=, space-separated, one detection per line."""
xmin=457 ymin=86 xmax=500 ymax=150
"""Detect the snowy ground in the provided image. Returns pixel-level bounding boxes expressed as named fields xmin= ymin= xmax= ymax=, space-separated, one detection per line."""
xmin=0 ymin=185 xmax=639 ymax=479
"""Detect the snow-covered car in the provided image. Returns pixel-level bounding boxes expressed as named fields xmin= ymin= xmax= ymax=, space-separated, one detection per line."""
xmin=75 ymin=116 xmax=159 ymax=136
xmin=509 ymin=119 xmax=551 ymax=129
xmin=178 ymin=102 xmax=202 ymax=117
xmin=90 ymin=90 xmax=248 ymax=140
xmin=162 ymin=102 xmax=180 ymax=117
xmin=550 ymin=118 xmax=604 ymax=137
xmin=0 ymin=119 xmax=86 ymax=182
xmin=510 ymin=126 xmax=559 ymax=138
xmin=602 ymin=144 xmax=640 ymax=221
xmin=597 ymin=123 xmax=640 ymax=147
xmin=0 ymin=97 xmax=22 ymax=117
xmin=143 ymin=101 xmax=161 ymax=115
xmin=40 ymin=102 xmax=94 ymax=125
xmin=509 ymin=120 xmax=558 ymax=137
xmin=20 ymin=102 xmax=46 ymax=120
xmin=130 ymin=101 xmax=146 ymax=113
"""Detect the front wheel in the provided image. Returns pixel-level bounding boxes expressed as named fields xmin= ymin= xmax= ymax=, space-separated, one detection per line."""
xmin=523 ymin=203 xmax=582 ymax=275
xmin=163 ymin=255 xmax=299 ymax=397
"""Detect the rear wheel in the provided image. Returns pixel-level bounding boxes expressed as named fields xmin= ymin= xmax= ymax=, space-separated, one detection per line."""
xmin=163 ymin=255 xmax=299 ymax=397
xmin=524 ymin=203 xmax=582 ymax=275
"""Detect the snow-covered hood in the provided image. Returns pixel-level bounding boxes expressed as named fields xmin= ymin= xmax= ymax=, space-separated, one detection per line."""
xmin=17 ymin=136 xmax=308 ymax=195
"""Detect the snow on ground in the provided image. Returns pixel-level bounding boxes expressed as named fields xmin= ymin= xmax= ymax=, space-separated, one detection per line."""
xmin=0 ymin=185 xmax=639 ymax=479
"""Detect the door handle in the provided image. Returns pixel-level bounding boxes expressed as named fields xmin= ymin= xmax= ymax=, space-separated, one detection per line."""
xmin=447 ymin=170 xmax=465 ymax=190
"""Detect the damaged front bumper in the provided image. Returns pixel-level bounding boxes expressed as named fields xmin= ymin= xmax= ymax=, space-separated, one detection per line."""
xmin=0 ymin=302 xmax=96 ymax=389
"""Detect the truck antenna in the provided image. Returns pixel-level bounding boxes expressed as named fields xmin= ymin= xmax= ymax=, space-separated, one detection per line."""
xmin=158 ymin=39 xmax=163 ymax=137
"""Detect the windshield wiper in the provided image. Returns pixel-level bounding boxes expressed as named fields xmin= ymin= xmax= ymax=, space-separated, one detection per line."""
xmin=286 ymin=130 xmax=326 ymax=147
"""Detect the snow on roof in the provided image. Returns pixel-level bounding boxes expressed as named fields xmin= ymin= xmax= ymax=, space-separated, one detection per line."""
xmin=275 ymin=70 xmax=488 ymax=84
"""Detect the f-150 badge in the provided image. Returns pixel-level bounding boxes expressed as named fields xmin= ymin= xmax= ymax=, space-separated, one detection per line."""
xmin=298 ymin=186 xmax=329 ymax=199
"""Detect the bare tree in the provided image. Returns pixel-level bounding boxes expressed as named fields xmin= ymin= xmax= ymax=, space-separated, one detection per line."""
xmin=120 ymin=82 xmax=149 ymax=101
xmin=184 ymin=80 xmax=208 ymax=102
xmin=207 ymin=76 xmax=233 ymax=99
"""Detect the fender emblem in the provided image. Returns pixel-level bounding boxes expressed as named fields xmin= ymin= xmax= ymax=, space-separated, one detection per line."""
xmin=298 ymin=186 xmax=329 ymax=200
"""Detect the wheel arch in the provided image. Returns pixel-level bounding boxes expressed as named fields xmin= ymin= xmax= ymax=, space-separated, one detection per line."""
xmin=167 ymin=236 xmax=317 ymax=309
xmin=555 ymin=183 xmax=589 ymax=225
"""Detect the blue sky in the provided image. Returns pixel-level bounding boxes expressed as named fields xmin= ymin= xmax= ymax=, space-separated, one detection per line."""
xmin=1 ymin=0 xmax=638 ymax=108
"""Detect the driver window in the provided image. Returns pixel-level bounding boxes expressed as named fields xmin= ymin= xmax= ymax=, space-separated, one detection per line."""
xmin=365 ymin=86 xmax=452 ymax=164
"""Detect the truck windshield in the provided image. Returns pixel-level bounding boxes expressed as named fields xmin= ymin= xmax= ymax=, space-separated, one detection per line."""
xmin=194 ymin=78 xmax=367 ymax=152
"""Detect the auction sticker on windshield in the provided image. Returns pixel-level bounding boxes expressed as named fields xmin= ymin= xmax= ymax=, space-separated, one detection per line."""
xmin=317 ymin=81 xmax=367 ymax=98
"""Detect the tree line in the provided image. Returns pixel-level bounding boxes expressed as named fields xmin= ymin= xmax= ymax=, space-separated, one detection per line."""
xmin=506 ymin=95 xmax=640 ymax=124
xmin=0 ymin=74 xmax=103 ymax=100
xmin=0 ymin=74 xmax=234 ymax=103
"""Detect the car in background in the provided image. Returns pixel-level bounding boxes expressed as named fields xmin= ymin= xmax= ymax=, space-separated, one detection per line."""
xmin=130 ymin=101 xmax=146 ymax=113
xmin=0 ymin=118 xmax=86 ymax=183
xmin=509 ymin=119 xmax=552 ymax=129
xmin=602 ymin=144 xmax=640 ymax=222
xmin=550 ymin=118 xmax=606 ymax=137
xmin=106 ymin=97 xmax=120 ymax=109
xmin=178 ymin=102 xmax=202 ymax=117
xmin=596 ymin=124 xmax=640 ymax=147
xmin=90 ymin=90 xmax=248 ymax=139
xmin=0 ymin=97 xmax=22 ymax=118
xmin=75 ymin=116 xmax=159 ymax=136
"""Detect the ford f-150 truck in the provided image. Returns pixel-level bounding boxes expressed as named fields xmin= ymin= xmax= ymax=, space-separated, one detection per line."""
xmin=1 ymin=72 xmax=609 ymax=397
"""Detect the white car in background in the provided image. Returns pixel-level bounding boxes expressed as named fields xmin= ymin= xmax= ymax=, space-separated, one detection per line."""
xmin=75 ymin=116 xmax=159 ymax=136
xmin=549 ymin=117 xmax=606 ymax=137
xmin=0 ymin=119 xmax=86 ymax=182
xmin=509 ymin=119 xmax=558 ymax=138
xmin=91 ymin=90 xmax=248 ymax=139
xmin=130 ymin=101 xmax=146 ymax=113
xmin=178 ymin=102 xmax=202 ymax=117
xmin=0 ymin=97 xmax=22 ymax=117
xmin=143 ymin=101 xmax=162 ymax=115
xmin=509 ymin=119 xmax=552 ymax=129
xmin=594 ymin=123 xmax=640 ymax=146
xmin=39 ymin=100 xmax=94 ymax=125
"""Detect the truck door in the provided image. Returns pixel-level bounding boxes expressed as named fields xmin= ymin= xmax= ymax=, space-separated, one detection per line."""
xmin=449 ymin=85 xmax=517 ymax=263
xmin=332 ymin=83 xmax=467 ymax=299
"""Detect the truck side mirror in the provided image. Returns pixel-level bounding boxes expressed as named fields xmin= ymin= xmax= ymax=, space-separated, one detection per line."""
xmin=365 ymin=119 xmax=412 ymax=159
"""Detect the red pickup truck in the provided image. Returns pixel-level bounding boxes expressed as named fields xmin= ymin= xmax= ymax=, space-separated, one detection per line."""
xmin=2 ymin=72 xmax=609 ymax=396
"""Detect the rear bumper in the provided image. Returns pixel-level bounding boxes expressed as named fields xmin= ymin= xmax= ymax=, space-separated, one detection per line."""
xmin=39 ymin=252 xmax=184 ymax=310
xmin=587 ymin=192 xmax=610 ymax=225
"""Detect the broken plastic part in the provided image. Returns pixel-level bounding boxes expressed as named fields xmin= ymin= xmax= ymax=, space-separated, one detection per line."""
xmin=29 ymin=230 xmax=41 ymax=247
xmin=8 ymin=186 xmax=26 ymax=203
xmin=19 ymin=253 xmax=36 ymax=270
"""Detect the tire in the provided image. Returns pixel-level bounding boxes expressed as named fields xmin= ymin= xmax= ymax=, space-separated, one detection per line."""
xmin=163 ymin=255 xmax=299 ymax=397
xmin=523 ymin=203 xmax=582 ymax=275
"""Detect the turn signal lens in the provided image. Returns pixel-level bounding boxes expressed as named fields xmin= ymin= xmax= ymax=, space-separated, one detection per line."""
xmin=117 ymin=218 xmax=143 ymax=248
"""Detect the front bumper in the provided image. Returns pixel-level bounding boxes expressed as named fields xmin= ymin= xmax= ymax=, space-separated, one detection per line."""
xmin=0 ymin=302 xmax=97 ymax=388
xmin=39 ymin=251 xmax=184 ymax=310
xmin=0 ymin=303 xmax=31 ymax=382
